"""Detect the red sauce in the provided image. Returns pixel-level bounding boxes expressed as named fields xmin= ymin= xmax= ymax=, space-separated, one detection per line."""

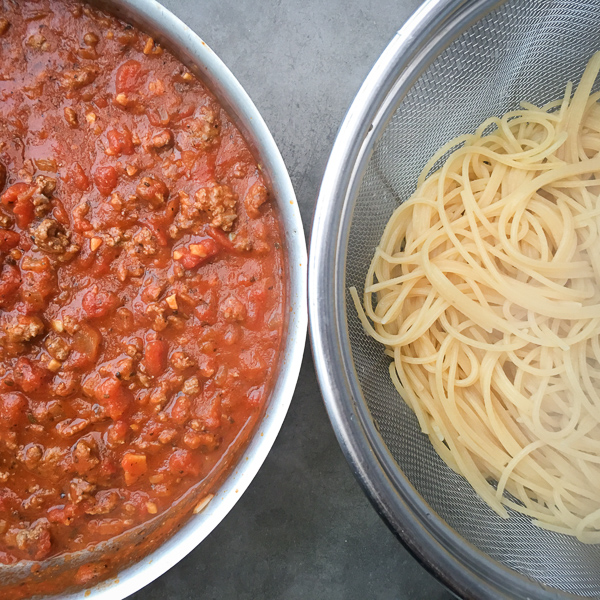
xmin=0 ymin=1 xmax=285 ymax=595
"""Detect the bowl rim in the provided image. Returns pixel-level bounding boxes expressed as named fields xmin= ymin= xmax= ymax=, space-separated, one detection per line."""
xmin=42 ymin=1 xmax=307 ymax=598
xmin=308 ymin=0 xmax=584 ymax=598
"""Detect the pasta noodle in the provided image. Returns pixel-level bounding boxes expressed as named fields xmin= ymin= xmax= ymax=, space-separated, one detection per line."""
xmin=352 ymin=51 xmax=600 ymax=543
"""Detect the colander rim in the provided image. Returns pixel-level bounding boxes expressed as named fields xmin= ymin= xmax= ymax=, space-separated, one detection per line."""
xmin=309 ymin=0 xmax=587 ymax=598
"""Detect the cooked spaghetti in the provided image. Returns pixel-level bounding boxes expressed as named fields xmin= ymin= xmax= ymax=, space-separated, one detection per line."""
xmin=352 ymin=51 xmax=600 ymax=543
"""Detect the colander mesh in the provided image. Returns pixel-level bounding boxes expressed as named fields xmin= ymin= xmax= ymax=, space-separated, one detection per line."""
xmin=345 ymin=0 xmax=600 ymax=596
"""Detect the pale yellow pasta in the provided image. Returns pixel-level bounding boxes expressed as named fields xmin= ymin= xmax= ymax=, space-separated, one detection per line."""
xmin=352 ymin=52 xmax=600 ymax=543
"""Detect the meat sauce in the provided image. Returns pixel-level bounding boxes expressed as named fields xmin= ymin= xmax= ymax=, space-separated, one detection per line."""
xmin=0 ymin=0 xmax=285 ymax=593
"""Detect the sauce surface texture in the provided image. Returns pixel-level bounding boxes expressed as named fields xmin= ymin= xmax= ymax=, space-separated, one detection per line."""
xmin=0 ymin=0 xmax=285 ymax=575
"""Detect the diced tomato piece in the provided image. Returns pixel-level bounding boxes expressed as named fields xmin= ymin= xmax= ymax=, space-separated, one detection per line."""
xmin=80 ymin=244 xmax=119 ymax=278
xmin=195 ymin=300 xmax=217 ymax=326
xmin=0 ymin=551 xmax=18 ymax=565
xmin=82 ymin=286 xmax=120 ymax=318
xmin=144 ymin=218 xmax=168 ymax=247
xmin=106 ymin=129 xmax=134 ymax=156
xmin=0 ymin=264 xmax=21 ymax=307
xmin=19 ymin=267 xmax=55 ymax=312
xmin=138 ymin=419 xmax=163 ymax=444
xmin=1 ymin=183 xmax=30 ymax=206
xmin=170 ymin=103 xmax=195 ymax=123
xmin=13 ymin=357 xmax=50 ymax=393
xmin=95 ymin=377 xmax=132 ymax=420
xmin=197 ymin=354 xmax=216 ymax=378
xmin=0 ymin=375 xmax=16 ymax=393
xmin=145 ymin=109 xmax=163 ymax=128
xmin=192 ymin=238 xmax=218 ymax=258
xmin=175 ymin=238 xmax=219 ymax=270
xmin=193 ymin=389 xmax=221 ymax=431
xmin=13 ymin=200 xmax=35 ymax=229
xmin=121 ymin=452 xmax=147 ymax=485
xmin=0 ymin=392 xmax=27 ymax=426
xmin=0 ymin=229 xmax=19 ymax=252
xmin=128 ymin=490 xmax=152 ymax=514
xmin=168 ymin=448 xmax=200 ymax=477
xmin=31 ymin=523 xmax=52 ymax=560
xmin=207 ymin=226 xmax=234 ymax=251
xmin=5 ymin=520 xmax=52 ymax=561
xmin=115 ymin=59 xmax=146 ymax=93
xmin=52 ymin=201 xmax=70 ymax=226
xmin=168 ymin=395 xmax=190 ymax=424
xmin=95 ymin=97 xmax=108 ymax=109
xmin=47 ymin=504 xmax=76 ymax=525
xmin=1 ymin=183 xmax=35 ymax=229
xmin=106 ymin=420 xmax=129 ymax=446
xmin=145 ymin=194 xmax=179 ymax=247
xmin=67 ymin=162 xmax=90 ymax=191
xmin=239 ymin=348 xmax=266 ymax=381
xmin=93 ymin=166 xmax=118 ymax=196
xmin=191 ymin=153 xmax=217 ymax=186
xmin=143 ymin=340 xmax=168 ymax=377
xmin=98 ymin=457 xmax=118 ymax=479
xmin=0 ymin=488 xmax=19 ymax=512
xmin=179 ymin=250 xmax=203 ymax=270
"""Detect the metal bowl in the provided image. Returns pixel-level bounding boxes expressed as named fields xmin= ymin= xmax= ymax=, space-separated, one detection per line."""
xmin=309 ymin=0 xmax=600 ymax=598
xmin=1 ymin=1 xmax=307 ymax=598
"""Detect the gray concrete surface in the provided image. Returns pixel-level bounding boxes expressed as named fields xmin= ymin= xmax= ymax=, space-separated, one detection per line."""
xmin=131 ymin=1 xmax=456 ymax=598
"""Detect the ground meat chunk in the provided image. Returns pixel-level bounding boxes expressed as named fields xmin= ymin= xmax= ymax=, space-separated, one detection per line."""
xmin=129 ymin=227 xmax=157 ymax=256
xmin=72 ymin=439 xmax=99 ymax=472
xmin=181 ymin=105 xmax=219 ymax=149
xmin=27 ymin=33 xmax=49 ymax=51
xmin=220 ymin=296 xmax=246 ymax=322
xmin=69 ymin=478 xmax=95 ymax=504
xmin=21 ymin=487 xmax=53 ymax=510
xmin=146 ymin=303 xmax=168 ymax=332
xmin=150 ymin=129 xmax=173 ymax=150
xmin=51 ymin=371 xmax=80 ymax=397
xmin=6 ymin=519 xmax=52 ymax=560
xmin=20 ymin=444 xmax=44 ymax=470
xmin=44 ymin=333 xmax=70 ymax=361
xmin=193 ymin=184 xmax=237 ymax=232
xmin=30 ymin=218 xmax=79 ymax=258
xmin=0 ymin=163 xmax=6 ymax=191
xmin=136 ymin=176 xmax=169 ymax=207
xmin=60 ymin=66 xmax=97 ymax=90
xmin=62 ymin=315 xmax=80 ymax=335
xmin=170 ymin=351 xmax=195 ymax=371
xmin=34 ymin=175 xmax=56 ymax=198
xmin=4 ymin=315 xmax=45 ymax=343
xmin=181 ymin=376 xmax=199 ymax=396
xmin=171 ymin=192 xmax=195 ymax=232
xmin=85 ymin=490 xmax=121 ymax=515
xmin=56 ymin=418 xmax=89 ymax=438
xmin=36 ymin=446 xmax=67 ymax=478
xmin=244 ymin=181 xmax=268 ymax=219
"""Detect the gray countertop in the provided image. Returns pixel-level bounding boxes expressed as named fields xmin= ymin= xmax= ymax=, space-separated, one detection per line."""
xmin=132 ymin=1 xmax=456 ymax=598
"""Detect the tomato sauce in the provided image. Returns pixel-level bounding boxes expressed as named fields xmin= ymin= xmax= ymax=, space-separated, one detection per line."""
xmin=0 ymin=0 xmax=285 ymax=595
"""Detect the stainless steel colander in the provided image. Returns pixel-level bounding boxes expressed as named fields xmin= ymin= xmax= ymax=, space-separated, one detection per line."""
xmin=309 ymin=0 xmax=600 ymax=598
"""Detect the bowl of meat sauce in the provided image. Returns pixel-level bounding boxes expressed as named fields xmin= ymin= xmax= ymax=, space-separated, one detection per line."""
xmin=0 ymin=1 xmax=306 ymax=598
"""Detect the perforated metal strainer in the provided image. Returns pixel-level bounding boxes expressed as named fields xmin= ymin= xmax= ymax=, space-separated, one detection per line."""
xmin=309 ymin=1 xmax=600 ymax=598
